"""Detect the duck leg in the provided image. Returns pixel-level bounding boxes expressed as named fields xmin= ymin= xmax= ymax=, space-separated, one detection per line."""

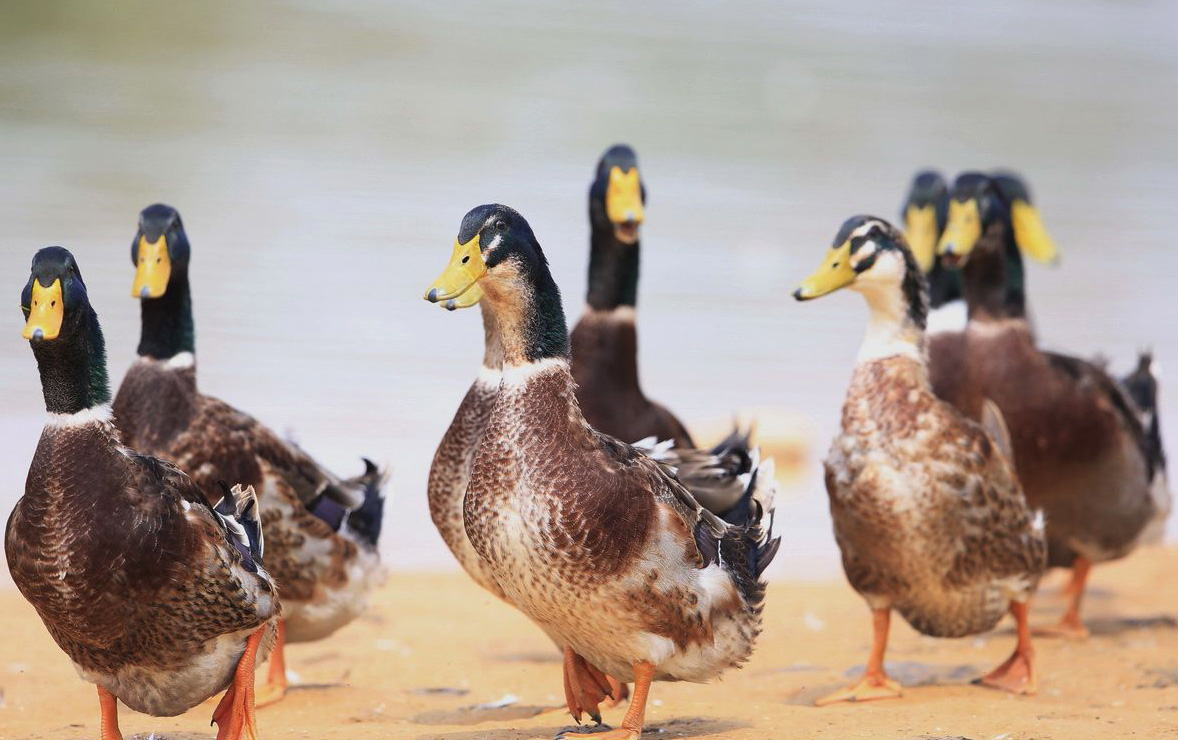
xmin=98 ymin=686 xmax=124 ymax=740
xmin=562 ymin=646 xmax=613 ymax=724
xmin=604 ymin=675 xmax=630 ymax=708
xmin=977 ymin=601 xmax=1037 ymax=694
xmin=815 ymin=608 xmax=902 ymax=706
xmin=212 ymin=627 xmax=265 ymax=740
xmin=558 ymin=661 xmax=653 ymax=739
xmin=255 ymin=620 xmax=288 ymax=707
xmin=1036 ymin=556 xmax=1091 ymax=639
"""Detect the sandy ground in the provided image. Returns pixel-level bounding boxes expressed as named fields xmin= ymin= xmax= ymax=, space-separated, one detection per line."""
xmin=1 ymin=547 xmax=1176 ymax=740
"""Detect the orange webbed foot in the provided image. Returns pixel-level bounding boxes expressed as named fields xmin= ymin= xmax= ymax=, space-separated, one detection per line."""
xmin=978 ymin=600 xmax=1038 ymax=695
xmin=212 ymin=627 xmax=265 ymax=740
xmin=255 ymin=620 xmax=288 ymax=708
xmin=814 ymin=673 xmax=903 ymax=706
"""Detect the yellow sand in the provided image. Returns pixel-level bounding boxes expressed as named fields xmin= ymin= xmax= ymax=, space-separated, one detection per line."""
xmin=1 ymin=546 xmax=1176 ymax=740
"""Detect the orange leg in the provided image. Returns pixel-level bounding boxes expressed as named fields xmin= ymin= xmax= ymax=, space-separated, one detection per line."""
xmin=256 ymin=620 xmax=288 ymax=707
xmin=98 ymin=686 xmax=124 ymax=740
xmin=562 ymin=646 xmax=613 ymax=724
xmin=815 ymin=607 xmax=903 ymax=706
xmin=1036 ymin=557 xmax=1091 ymax=639
xmin=211 ymin=627 xmax=266 ymax=740
xmin=604 ymin=675 xmax=630 ymax=708
xmin=559 ymin=661 xmax=654 ymax=740
xmin=978 ymin=601 xmax=1037 ymax=695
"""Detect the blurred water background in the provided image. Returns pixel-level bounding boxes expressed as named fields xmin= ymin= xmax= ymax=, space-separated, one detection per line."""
xmin=1 ymin=0 xmax=1176 ymax=583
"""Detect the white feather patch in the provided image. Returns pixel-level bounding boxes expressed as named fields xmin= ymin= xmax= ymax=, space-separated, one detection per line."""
xmin=500 ymin=357 xmax=568 ymax=386
xmin=45 ymin=403 xmax=113 ymax=429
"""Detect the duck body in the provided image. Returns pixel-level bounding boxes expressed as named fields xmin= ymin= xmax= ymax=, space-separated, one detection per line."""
xmin=9 ymin=414 xmax=278 ymax=716
xmin=114 ymin=355 xmax=383 ymax=642
xmin=828 ymin=354 xmax=1045 ymax=636
xmin=465 ymin=359 xmax=771 ymax=683
xmin=933 ymin=320 xmax=1161 ymax=567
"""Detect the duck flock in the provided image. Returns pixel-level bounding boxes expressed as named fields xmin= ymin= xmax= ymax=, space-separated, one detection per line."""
xmin=6 ymin=145 xmax=1171 ymax=740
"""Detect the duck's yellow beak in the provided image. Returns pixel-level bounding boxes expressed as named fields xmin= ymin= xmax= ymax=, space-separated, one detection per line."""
xmin=937 ymin=199 xmax=982 ymax=261
xmin=132 ymin=234 xmax=171 ymax=298
xmin=793 ymin=241 xmax=856 ymax=300
xmin=424 ymin=234 xmax=487 ymax=305
xmin=904 ymin=204 xmax=939 ymax=272
xmin=439 ymin=284 xmax=484 ymax=311
xmin=606 ymin=166 xmax=645 ymax=226
xmin=1010 ymin=200 xmax=1059 ymax=264
xmin=22 ymin=278 xmax=64 ymax=341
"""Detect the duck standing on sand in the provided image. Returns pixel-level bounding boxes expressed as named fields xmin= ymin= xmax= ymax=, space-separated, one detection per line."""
xmin=794 ymin=216 xmax=1047 ymax=704
xmin=7 ymin=247 xmax=278 ymax=740
xmin=937 ymin=174 xmax=1171 ymax=637
xmin=112 ymin=204 xmax=387 ymax=704
xmin=424 ymin=204 xmax=779 ymax=739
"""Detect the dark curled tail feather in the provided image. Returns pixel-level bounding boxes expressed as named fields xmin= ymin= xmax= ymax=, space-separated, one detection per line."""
xmin=709 ymin=454 xmax=781 ymax=609
xmin=213 ymin=481 xmax=265 ymax=573
xmin=1122 ymin=352 xmax=1166 ymax=474
xmin=344 ymin=458 xmax=388 ymax=548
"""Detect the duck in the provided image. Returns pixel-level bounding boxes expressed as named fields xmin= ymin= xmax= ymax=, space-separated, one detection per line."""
xmin=793 ymin=216 xmax=1047 ymax=704
xmin=570 ymin=144 xmax=694 ymax=450
xmin=901 ymin=170 xmax=961 ymax=333
xmin=937 ymin=173 xmax=1170 ymax=637
xmin=111 ymin=204 xmax=387 ymax=703
xmin=7 ymin=246 xmax=279 ymax=740
xmin=424 ymin=204 xmax=780 ymax=739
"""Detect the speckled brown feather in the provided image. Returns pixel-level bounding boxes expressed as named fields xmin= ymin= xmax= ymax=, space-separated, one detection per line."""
xmin=5 ymin=418 xmax=278 ymax=715
xmin=113 ymin=358 xmax=382 ymax=642
xmin=827 ymin=355 xmax=1046 ymax=637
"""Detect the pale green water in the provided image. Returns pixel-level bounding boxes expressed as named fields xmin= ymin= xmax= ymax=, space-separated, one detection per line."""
xmin=1 ymin=0 xmax=1175 ymax=580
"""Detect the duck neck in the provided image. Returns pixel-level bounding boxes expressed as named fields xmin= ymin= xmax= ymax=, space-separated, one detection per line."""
xmin=484 ymin=269 xmax=570 ymax=369
xmin=586 ymin=223 xmax=639 ymax=311
xmin=32 ymin=306 xmax=112 ymax=416
xmin=854 ymin=270 xmax=927 ymax=367
xmin=480 ymin=303 xmax=505 ymax=372
xmin=138 ymin=271 xmax=195 ymax=361
xmin=961 ymin=221 xmax=1027 ymax=323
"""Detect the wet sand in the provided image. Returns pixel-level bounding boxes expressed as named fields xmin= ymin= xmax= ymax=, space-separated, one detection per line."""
xmin=2 ymin=547 xmax=1175 ymax=740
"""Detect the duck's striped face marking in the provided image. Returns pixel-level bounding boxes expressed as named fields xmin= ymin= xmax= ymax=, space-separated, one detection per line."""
xmin=794 ymin=217 xmax=894 ymax=300
xmin=22 ymin=278 xmax=64 ymax=341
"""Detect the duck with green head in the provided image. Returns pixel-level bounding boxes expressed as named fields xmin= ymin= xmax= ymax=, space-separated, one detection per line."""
xmin=112 ymin=204 xmax=388 ymax=705
xmin=937 ymin=173 xmax=1169 ymax=638
xmin=424 ymin=205 xmax=779 ymax=739
xmin=7 ymin=247 xmax=278 ymax=740
xmin=794 ymin=216 xmax=1046 ymax=705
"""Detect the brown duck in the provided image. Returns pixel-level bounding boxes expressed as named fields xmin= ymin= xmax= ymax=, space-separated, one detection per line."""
xmin=7 ymin=247 xmax=278 ymax=740
xmin=937 ymin=173 xmax=1170 ymax=638
xmin=425 ymin=204 xmax=779 ymax=740
xmin=794 ymin=216 xmax=1046 ymax=704
xmin=111 ymin=204 xmax=387 ymax=703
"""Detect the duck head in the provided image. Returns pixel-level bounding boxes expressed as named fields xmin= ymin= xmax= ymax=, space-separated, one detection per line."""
xmin=131 ymin=203 xmax=191 ymax=299
xmin=591 ymin=144 xmax=645 ymax=245
xmin=901 ymin=170 xmax=948 ymax=273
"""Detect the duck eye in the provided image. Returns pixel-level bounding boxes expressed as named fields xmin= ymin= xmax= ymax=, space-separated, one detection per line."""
xmin=495 ymin=220 xmax=507 ymax=230
xmin=461 ymin=255 xmax=470 ymax=264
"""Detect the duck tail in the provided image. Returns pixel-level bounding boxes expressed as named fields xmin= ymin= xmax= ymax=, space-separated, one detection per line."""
xmin=1123 ymin=352 xmax=1172 ymax=544
xmin=213 ymin=482 xmax=265 ymax=572
xmin=717 ymin=451 xmax=781 ymax=608
xmin=637 ymin=423 xmax=757 ymax=516
xmin=343 ymin=458 xmax=389 ymax=548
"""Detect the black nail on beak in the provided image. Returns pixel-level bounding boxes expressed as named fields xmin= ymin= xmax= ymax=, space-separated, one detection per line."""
xmin=32 ymin=328 xmax=44 ymax=342
xmin=139 ymin=286 xmax=151 ymax=298
xmin=427 ymin=288 xmax=439 ymax=303
xmin=792 ymin=288 xmax=804 ymax=301
xmin=444 ymin=300 xmax=457 ymax=311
